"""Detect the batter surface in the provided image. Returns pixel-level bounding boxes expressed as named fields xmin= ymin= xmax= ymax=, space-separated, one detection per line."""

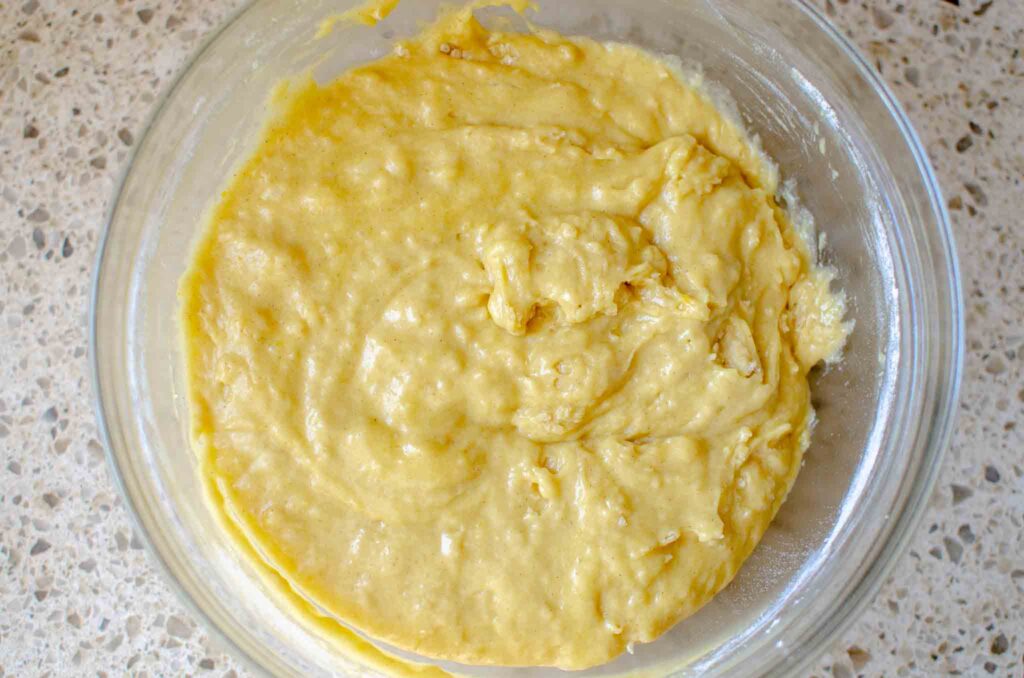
xmin=180 ymin=4 xmax=847 ymax=670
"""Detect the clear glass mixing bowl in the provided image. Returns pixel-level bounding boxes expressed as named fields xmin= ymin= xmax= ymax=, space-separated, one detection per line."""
xmin=91 ymin=1 xmax=963 ymax=675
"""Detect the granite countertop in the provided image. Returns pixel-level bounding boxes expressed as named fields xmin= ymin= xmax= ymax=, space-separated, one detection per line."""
xmin=2 ymin=0 xmax=1021 ymax=676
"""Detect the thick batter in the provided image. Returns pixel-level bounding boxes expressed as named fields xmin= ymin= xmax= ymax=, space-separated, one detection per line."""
xmin=180 ymin=3 xmax=847 ymax=671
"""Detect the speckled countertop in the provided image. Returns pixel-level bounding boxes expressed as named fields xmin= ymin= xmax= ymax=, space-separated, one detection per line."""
xmin=1 ymin=0 xmax=1021 ymax=676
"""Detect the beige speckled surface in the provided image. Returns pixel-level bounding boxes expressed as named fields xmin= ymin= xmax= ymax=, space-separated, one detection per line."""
xmin=1 ymin=1 xmax=1021 ymax=676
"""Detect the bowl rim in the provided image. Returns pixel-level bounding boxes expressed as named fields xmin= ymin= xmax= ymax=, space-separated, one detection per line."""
xmin=744 ymin=3 xmax=964 ymax=676
xmin=89 ymin=3 xmax=269 ymax=676
xmin=90 ymin=1 xmax=964 ymax=675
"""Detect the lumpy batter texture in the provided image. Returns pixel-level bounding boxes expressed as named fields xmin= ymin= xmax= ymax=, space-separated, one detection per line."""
xmin=180 ymin=5 xmax=847 ymax=671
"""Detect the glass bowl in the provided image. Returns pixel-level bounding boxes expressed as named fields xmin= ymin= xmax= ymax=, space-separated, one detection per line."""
xmin=91 ymin=0 xmax=963 ymax=675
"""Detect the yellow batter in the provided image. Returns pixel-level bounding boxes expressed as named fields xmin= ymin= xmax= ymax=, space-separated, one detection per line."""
xmin=180 ymin=3 xmax=847 ymax=671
